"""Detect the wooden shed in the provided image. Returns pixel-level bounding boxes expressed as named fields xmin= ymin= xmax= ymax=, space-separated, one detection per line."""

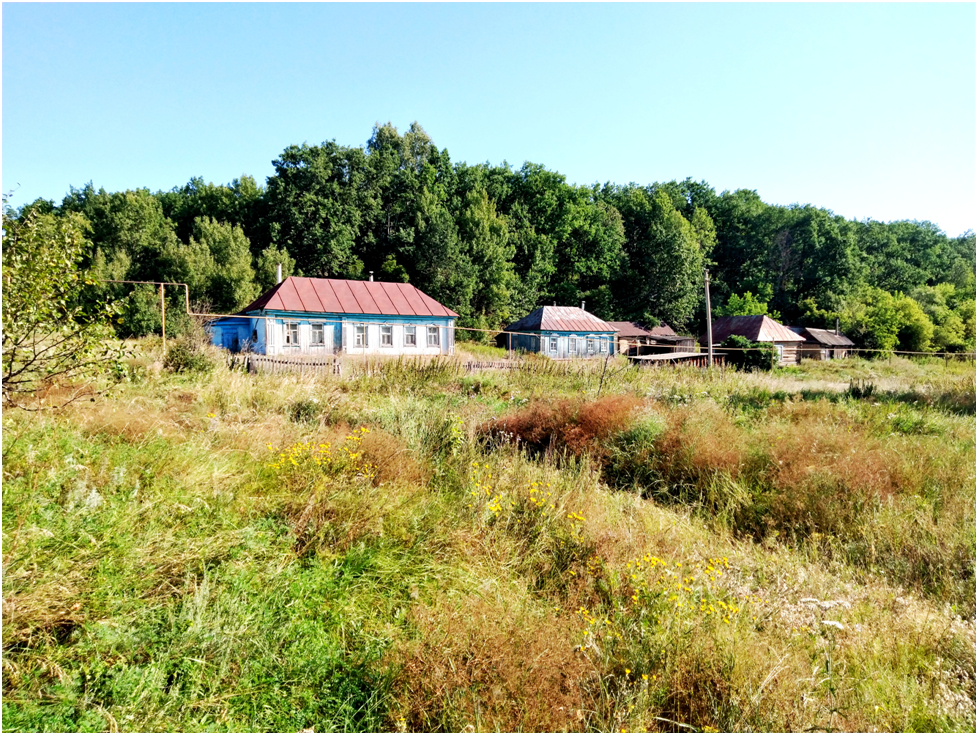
xmin=788 ymin=326 xmax=855 ymax=360
xmin=700 ymin=315 xmax=805 ymax=366
xmin=608 ymin=321 xmax=696 ymax=356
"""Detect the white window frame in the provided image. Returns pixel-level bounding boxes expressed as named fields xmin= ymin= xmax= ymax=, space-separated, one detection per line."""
xmin=405 ymin=325 xmax=417 ymax=347
xmin=587 ymin=338 xmax=596 ymax=354
xmin=311 ymin=323 xmax=325 ymax=345
xmin=427 ymin=326 xmax=440 ymax=347
xmin=355 ymin=324 xmax=367 ymax=347
xmin=549 ymin=335 xmax=558 ymax=353
xmin=285 ymin=321 xmax=299 ymax=346
xmin=381 ymin=325 xmax=393 ymax=347
xmin=599 ymin=339 xmax=608 ymax=353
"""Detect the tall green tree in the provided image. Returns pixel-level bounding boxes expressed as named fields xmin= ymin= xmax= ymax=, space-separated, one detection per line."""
xmin=264 ymin=142 xmax=371 ymax=278
xmin=159 ymin=217 xmax=257 ymax=312
xmin=606 ymin=186 xmax=701 ymax=329
xmin=457 ymin=187 xmax=516 ymax=325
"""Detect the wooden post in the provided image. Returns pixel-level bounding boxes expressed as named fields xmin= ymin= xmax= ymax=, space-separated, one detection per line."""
xmin=160 ymin=283 xmax=166 ymax=355
xmin=704 ymin=269 xmax=714 ymax=368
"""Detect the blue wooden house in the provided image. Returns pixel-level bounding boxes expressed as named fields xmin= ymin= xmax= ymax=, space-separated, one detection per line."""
xmin=501 ymin=306 xmax=616 ymax=358
xmin=209 ymin=276 xmax=458 ymax=356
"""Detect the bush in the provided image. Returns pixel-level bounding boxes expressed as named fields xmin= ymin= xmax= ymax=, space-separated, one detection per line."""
xmin=720 ymin=335 xmax=775 ymax=371
xmin=482 ymin=395 xmax=643 ymax=459
xmin=163 ymin=339 xmax=215 ymax=374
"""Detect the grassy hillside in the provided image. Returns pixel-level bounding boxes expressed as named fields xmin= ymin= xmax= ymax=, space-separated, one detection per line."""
xmin=3 ymin=344 xmax=975 ymax=732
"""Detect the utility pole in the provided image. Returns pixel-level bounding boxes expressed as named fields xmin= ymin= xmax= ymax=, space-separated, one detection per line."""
xmin=704 ymin=269 xmax=713 ymax=368
xmin=160 ymin=283 xmax=166 ymax=355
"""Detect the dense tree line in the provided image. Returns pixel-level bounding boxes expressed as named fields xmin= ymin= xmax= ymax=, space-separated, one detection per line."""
xmin=10 ymin=122 xmax=976 ymax=352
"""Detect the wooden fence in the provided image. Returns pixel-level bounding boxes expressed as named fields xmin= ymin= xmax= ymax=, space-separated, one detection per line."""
xmin=227 ymin=354 xmax=343 ymax=375
xmin=226 ymin=353 xmax=730 ymax=377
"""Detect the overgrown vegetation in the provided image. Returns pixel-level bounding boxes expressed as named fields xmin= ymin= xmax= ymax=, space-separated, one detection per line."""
xmin=3 ymin=347 xmax=975 ymax=732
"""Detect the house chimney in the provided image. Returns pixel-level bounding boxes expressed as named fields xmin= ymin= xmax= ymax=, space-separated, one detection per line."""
xmin=580 ymin=301 xmax=585 ymax=311
xmin=369 ymin=271 xmax=374 ymax=282
xmin=835 ymin=317 xmax=840 ymax=336
xmin=276 ymin=263 xmax=282 ymax=284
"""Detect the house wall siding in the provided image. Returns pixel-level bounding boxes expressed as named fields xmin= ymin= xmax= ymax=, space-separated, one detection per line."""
xmin=503 ymin=331 xmax=616 ymax=358
xmin=211 ymin=312 xmax=455 ymax=356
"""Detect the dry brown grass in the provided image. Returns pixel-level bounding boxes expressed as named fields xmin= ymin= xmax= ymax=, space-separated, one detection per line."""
xmin=2 ymin=574 xmax=88 ymax=648
xmin=484 ymin=395 xmax=644 ymax=458
xmin=393 ymin=594 xmax=595 ymax=732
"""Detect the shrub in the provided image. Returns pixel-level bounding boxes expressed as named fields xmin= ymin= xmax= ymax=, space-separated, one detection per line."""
xmin=720 ymin=335 xmax=775 ymax=371
xmin=482 ymin=395 xmax=643 ymax=459
xmin=163 ymin=339 xmax=215 ymax=374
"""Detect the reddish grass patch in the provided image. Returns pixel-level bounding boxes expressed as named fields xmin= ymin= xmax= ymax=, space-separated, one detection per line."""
xmin=483 ymin=395 xmax=643 ymax=458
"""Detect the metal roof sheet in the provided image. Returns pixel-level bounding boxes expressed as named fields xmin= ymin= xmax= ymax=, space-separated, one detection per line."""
xmin=238 ymin=277 xmax=459 ymax=317
xmin=504 ymin=306 xmax=615 ymax=333
xmin=701 ymin=315 xmax=805 ymax=344
xmin=311 ymin=279 xmax=344 ymax=313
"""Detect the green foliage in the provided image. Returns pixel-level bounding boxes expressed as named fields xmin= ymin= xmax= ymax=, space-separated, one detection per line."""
xmin=837 ymin=287 xmax=902 ymax=354
xmin=39 ymin=124 xmax=977 ymax=355
xmin=254 ymin=245 xmax=296 ymax=293
xmin=379 ymin=254 xmax=409 ymax=283
xmin=717 ymin=291 xmax=781 ymax=321
xmin=2 ymin=204 xmax=128 ymax=407
xmin=606 ymin=185 xmax=703 ymax=328
xmin=162 ymin=339 xmax=215 ymax=374
xmin=720 ymin=335 xmax=776 ymax=371
xmin=265 ymin=141 xmax=369 ymax=279
xmin=120 ymin=283 xmax=164 ymax=338
xmin=457 ymin=187 xmax=517 ymax=325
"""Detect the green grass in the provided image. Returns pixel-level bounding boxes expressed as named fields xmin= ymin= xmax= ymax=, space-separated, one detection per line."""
xmin=3 ymin=347 xmax=975 ymax=732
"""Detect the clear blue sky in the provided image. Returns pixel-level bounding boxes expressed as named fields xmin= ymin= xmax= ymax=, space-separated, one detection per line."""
xmin=3 ymin=3 xmax=975 ymax=236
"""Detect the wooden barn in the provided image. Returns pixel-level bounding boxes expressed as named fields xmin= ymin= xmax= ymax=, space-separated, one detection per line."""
xmin=608 ymin=321 xmax=696 ymax=356
xmin=208 ymin=276 xmax=458 ymax=356
xmin=701 ymin=315 xmax=805 ymax=366
xmin=501 ymin=306 xmax=616 ymax=358
xmin=788 ymin=326 xmax=855 ymax=360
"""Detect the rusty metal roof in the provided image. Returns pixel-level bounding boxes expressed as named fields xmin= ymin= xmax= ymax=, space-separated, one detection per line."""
xmin=788 ymin=326 xmax=855 ymax=347
xmin=607 ymin=321 xmax=679 ymax=338
xmin=701 ymin=315 xmax=805 ymax=344
xmin=504 ymin=306 xmax=615 ymax=333
xmin=240 ymin=277 xmax=459 ymax=318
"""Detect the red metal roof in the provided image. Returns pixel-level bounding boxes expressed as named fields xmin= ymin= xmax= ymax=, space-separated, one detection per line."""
xmin=700 ymin=315 xmax=805 ymax=344
xmin=504 ymin=306 xmax=615 ymax=333
xmin=239 ymin=277 xmax=459 ymax=318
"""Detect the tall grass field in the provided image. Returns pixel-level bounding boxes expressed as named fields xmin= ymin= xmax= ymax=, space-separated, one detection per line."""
xmin=3 ymin=342 xmax=975 ymax=732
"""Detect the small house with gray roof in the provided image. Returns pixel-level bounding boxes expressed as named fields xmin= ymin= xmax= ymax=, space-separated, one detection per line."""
xmin=501 ymin=306 xmax=616 ymax=358
xmin=787 ymin=326 xmax=855 ymax=360
xmin=209 ymin=276 xmax=458 ymax=356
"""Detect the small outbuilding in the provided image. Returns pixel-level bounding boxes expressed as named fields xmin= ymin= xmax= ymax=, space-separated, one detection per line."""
xmin=501 ymin=306 xmax=616 ymax=358
xmin=607 ymin=321 xmax=696 ymax=356
xmin=787 ymin=326 xmax=855 ymax=360
xmin=209 ymin=276 xmax=458 ymax=356
xmin=700 ymin=315 xmax=805 ymax=366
